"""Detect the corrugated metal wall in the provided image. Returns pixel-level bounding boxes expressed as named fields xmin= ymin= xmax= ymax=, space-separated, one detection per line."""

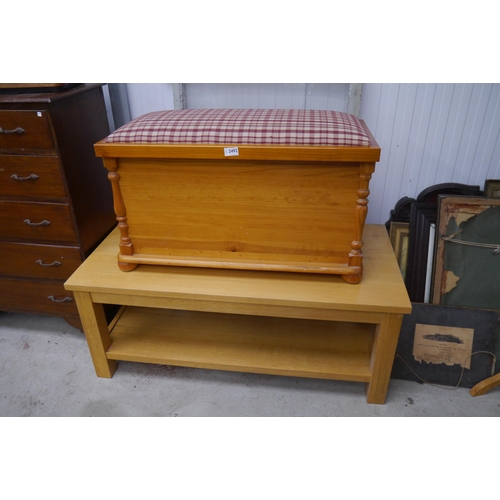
xmin=126 ymin=83 xmax=175 ymax=119
xmin=361 ymin=83 xmax=500 ymax=223
xmin=123 ymin=83 xmax=351 ymax=114
xmin=184 ymin=83 xmax=350 ymax=111
xmin=120 ymin=83 xmax=500 ymax=224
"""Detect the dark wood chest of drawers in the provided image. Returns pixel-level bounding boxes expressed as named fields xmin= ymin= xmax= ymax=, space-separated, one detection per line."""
xmin=0 ymin=84 xmax=116 ymax=329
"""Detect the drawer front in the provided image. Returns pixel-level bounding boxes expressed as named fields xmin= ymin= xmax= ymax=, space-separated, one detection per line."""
xmin=0 ymin=276 xmax=78 ymax=317
xmin=0 ymin=200 xmax=78 ymax=244
xmin=0 ymin=110 xmax=54 ymax=151
xmin=0 ymin=242 xmax=82 ymax=280
xmin=0 ymin=155 xmax=66 ymax=199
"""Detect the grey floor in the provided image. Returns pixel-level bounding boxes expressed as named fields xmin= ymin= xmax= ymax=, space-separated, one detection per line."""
xmin=1 ymin=311 xmax=499 ymax=417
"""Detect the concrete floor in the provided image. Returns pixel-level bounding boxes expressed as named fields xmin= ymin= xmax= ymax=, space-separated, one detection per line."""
xmin=1 ymin=311 xmax=499 ymax=417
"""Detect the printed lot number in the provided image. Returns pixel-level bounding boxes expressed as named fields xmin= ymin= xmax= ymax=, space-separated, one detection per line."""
xmin=224 ymin=147 xmax=239 ymax=156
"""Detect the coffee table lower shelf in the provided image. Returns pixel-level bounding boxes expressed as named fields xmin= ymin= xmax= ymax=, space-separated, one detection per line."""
xmin=106 ymin=306 xmax=375 ymax=383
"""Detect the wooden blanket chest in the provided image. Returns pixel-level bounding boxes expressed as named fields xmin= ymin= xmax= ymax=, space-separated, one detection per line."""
xmin=94 ymin=109 xmax=380 ymax=283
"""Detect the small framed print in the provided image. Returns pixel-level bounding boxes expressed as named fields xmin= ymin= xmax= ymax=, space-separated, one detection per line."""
xmin=391 ymin=303 xmax=499 ymax=388
xmin=389 ymin=222 xmax=410 ymax=280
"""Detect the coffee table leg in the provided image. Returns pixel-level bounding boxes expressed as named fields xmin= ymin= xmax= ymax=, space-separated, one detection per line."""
xmin=366 ymin=313 xmax=404 ymax=404
xmin=73 ymin=291 xmax=117 ymax=378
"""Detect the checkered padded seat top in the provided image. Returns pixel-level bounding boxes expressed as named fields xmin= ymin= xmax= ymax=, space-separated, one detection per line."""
xmin=104 ymin=109 xmax=372 ymax=147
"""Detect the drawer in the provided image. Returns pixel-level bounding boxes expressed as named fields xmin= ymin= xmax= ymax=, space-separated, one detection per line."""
xmin=0 ymin=242 xmax=82 ymax=280
xmin=0 ymin=155 xmax=66 ymax=199
xmin=0 ymin=276 xmax=78 ymax=317
xmin=0 ymin=110 xmax=54 ymax=151
xmin=0 ymin=200 xmax=78 ymax=244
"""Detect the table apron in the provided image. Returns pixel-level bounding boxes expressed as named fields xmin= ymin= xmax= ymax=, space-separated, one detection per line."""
xmin=90 ymin=291 xmax=386 ymax=324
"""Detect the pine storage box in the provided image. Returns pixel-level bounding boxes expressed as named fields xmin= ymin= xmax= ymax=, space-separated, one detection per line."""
xmin=94 ymin=109 xmax=380 ymax=283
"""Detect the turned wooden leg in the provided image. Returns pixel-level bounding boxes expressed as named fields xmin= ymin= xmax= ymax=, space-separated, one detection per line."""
xmin=73 ymin=291 xmax=117 ymax=378
xmin=118 ymin=260 xmax=138 ymax=272
xmin=103 ymin=158 xmax=135 ymax=270
xmin=342 ymin=274 xmax=362 ymax=284
xmin=347 ymin=163 xmax=374 ymax=281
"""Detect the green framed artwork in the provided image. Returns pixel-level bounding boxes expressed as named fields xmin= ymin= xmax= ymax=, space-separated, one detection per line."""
xmin=432 ymin=195 xmax=500 ymax=372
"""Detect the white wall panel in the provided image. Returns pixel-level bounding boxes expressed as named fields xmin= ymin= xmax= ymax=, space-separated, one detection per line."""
xmin=480 ymin=86 xmax=500 ymax=181
xmin=184 ymin=83 xmax=349 ymax=111
xmin=122 ymin=82 xmax=352 ymax=116
xmin=361 ymin=83 xmax=500 ymax=224
xmin=101 ymin=84 xmax=115 ymax=131
xmin=126 ymin=83 xmax=174 ymax=119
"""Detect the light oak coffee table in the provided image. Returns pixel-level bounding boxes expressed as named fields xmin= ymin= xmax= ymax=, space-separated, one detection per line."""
xmin=65 ymin=224 xmax=411 ymax=404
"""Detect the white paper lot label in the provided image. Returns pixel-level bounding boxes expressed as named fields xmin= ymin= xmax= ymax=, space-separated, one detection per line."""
xmin=224 ymin=147 xmax=239 ymax=156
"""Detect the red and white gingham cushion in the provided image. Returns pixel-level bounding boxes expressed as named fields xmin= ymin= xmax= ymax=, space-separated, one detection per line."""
xmin=104 ymin=109 xmax=371 ymax=147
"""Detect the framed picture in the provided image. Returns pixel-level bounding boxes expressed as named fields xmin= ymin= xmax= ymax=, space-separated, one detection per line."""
xmin=484 ymin=179 xmax=500 ymax=198
xmin=389 ymin=222 xmax=410 ymax=280
xmin=391 ymin=303 xmax=499 ymax=388
xmin=432 ymin=195 xmax=500 ymax=305
xmin=405 ymin=203 xmax=437 ymax=303
xmin=431 ymin=195 xmax=500 ymax=373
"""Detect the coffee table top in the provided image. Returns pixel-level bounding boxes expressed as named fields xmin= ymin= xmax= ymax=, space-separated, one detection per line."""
xmin=65 ymin=224 xmax=411 ymax=315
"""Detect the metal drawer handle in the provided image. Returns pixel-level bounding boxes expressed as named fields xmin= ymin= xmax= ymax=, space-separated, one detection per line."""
xmin=0 ymin=126 xmax=25 ymax=134
xmin=24 ymin=219 xmax=51 ymax=227
xmin=47 ymin=295 xmax=73 ymax=303
xmin=11 ymin=174 xmax=39 ymax=181
xmin=36 ymin=259 xmax=62 ymax=267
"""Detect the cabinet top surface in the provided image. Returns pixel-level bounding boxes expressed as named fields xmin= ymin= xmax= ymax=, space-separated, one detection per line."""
xmin=65 ymin=225 xmax=412 ymax=314
xmin=0 ymin=83 xmax=104 ymax=105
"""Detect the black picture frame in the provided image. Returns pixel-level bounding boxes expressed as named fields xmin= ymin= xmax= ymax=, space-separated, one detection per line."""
xmin=385 ymin=182 xmax=482 ymax=232
xmin=405 ymin=203 xmax=437 ymax=303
